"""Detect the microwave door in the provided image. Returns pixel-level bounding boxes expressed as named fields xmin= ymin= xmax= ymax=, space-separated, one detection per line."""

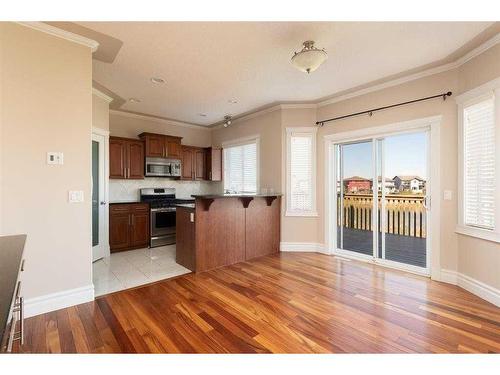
xmin=147 ymin=162 xmax=171 ymax=176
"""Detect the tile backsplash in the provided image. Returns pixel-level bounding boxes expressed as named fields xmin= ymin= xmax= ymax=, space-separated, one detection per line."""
xmin=109 ymin=179 xmax=222 ymax=202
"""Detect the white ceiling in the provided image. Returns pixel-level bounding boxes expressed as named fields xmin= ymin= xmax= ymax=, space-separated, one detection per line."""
xmin=82 ymin=22 xmax=493 ymax=126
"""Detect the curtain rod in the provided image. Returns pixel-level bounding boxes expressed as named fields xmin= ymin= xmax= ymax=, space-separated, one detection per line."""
xmin=316 ymin=91 xmax=452 ymax=127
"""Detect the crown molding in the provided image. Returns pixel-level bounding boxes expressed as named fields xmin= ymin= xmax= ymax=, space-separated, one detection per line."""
xmin=17 ymin=22 xmax=99 ymax=52
xmin=109 ymin=110 xmax=211 ymax=131
xmin=318 ymin=32 xmax=500 ymax=108
xmin=92 ymin=88 xmax=114 ymax=103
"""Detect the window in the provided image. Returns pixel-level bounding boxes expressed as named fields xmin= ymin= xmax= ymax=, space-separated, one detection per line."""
xmin=286 ymin=127 xmax=317 ymax=216
xmin=456 ymin=77 xmax=500 ymax=243
xmin=223 ymin=137 xmax=259 ymax=194
xmin=463 ymin=98 xmax=495 ymax=229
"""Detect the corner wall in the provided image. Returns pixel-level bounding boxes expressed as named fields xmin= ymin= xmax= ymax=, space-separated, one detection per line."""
xmin=0 ymin=23 xmax=94 ymax=314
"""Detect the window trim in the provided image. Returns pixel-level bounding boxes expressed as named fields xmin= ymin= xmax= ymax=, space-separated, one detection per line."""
xmin=222 ymin=134 xmax=260 ymax=194
xmin=286 ymin=127 xmax=318 ymax=217
xmin=456 ymin=77 xmax=500 ymax=244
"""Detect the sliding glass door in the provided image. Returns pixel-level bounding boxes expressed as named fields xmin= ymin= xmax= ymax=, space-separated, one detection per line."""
xmin=336 ymin=141 xmax=374 ymax=258
xmin=334 ymin=130 xmax=430 ymax=273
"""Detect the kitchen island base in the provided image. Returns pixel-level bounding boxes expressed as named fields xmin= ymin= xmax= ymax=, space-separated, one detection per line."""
xmin=176 ymin=195 xmax=281 ymax=273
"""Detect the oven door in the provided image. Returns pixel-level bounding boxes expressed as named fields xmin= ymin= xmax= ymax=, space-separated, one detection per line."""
xmin=151 ymin=208 xmax=176 ymax=234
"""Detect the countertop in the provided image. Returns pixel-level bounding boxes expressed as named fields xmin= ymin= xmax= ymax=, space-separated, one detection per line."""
xmin=191 ymin=193 xmax=282 ymax=199
xmin=0 ymin=234 xmax=26 ymax=346
xmin=175 ymin=203 xmax=195 ymax=209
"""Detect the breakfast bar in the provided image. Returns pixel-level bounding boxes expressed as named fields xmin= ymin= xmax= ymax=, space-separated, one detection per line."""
xmin=176 ymin=194 xmax=281 ymax=272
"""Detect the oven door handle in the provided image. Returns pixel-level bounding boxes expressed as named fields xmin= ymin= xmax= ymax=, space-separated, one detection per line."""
xmin=151 ymin=208 xmax=177 ymax=212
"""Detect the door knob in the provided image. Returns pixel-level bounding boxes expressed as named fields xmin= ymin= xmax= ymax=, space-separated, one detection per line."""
xmin=100 ymin=201 xmax=107 ymax=205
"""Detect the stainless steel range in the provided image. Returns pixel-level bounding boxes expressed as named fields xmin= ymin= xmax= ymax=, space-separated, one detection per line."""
xmin=140 ymin=188 xmax=195 ymax=248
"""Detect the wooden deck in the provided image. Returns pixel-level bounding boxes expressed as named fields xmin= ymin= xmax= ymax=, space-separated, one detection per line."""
xmin=13 ymin=253 xmax=500 ymax=353
xmin=338 ymin=227 xmax=426 ymax=267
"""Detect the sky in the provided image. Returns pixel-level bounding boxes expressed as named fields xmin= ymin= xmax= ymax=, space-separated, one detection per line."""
xmin=340 ymin=132 xmax=427 ymax=179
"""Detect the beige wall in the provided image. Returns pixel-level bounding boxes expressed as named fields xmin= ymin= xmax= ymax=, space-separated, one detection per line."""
xmin=109 ymin=112 xmax=211 ymax=147
xmin=0 ymin=23 xmax=93 ymax=300
xmin=211 ymin=109 xmax=282 ymax=193
xmin=92 ymin=93 xmax=110 ymax=132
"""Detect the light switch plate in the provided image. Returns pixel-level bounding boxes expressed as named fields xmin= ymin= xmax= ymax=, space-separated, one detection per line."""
xmin=443 ymin=190 xmax=453 ymax=201
xmin=68 ymin=190 xmax=84 ymax=203
xmin=47 ymin=152 xmax=64 ymax=165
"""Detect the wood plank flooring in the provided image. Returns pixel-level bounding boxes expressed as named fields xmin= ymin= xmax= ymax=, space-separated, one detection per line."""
xmin=14 ymin=253 xmax=500 ymax=353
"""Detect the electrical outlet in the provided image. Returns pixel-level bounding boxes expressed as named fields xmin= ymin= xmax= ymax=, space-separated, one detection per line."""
xmin=68 ymin=191 xmax=84 ymax=203
xmin=47 ymin=152 xmax=64 ymax=165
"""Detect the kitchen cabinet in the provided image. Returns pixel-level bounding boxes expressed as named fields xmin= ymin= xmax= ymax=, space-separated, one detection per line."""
xmin=205 ymin=147 xmax=222 ymax=181
xmin=166 ymin=136 xmax=182 ymax=159
xmin=194 ymin=149 xmax=206 ymax=180
xmin=109 ymin=136 xmax=144 ymax=179
xmin=139 ymin=133 xmax=182 ymax=159
xmin=181 ymin=146 xmax=194 ymax=179
xmin=109 ymin=203 xmax=150 ymax=252
xmin=181 ymin=146 xmax=207 ymax=180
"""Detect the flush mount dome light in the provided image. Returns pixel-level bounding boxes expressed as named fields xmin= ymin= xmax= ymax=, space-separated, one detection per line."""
xmin=129 ymin=98 xmax=141 ymax=103
xmin=291 ymin=40 xmax=327 ymax=74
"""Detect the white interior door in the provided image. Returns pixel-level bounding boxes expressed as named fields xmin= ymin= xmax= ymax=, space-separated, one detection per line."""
xmin=92 ymin=132 xmax=110 ymax=262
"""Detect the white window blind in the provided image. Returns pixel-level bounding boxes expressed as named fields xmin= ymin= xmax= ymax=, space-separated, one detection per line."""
xmin=463 ymin=97 xmax=495 ymax=230
xmin=223 ymin=141 xmax=257 ymax=193
xmin=287 ymin=128 xmax=316 ymax=215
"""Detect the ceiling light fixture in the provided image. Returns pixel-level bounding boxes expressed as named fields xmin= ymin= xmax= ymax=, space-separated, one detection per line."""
xmin=151 ymin=77 xmax=165 ymax=84
xmin=291 ymin=40 xmax=327 ymax=74
xmin=223 ymin=115 xmax=232 ymax=128
xmin=198 ymin=113 xmax=207 ymax=117
xmin=228 ymin=99 xmax=238 ymax=104
xmin=129 ymin=98 xmax=141 ymax=103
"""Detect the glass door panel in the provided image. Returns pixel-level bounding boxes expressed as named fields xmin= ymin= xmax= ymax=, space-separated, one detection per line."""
xmin=378 ymin=132 xmax=428 ymax=268
xmin=336 ymin=141 xmax=374 ymax=257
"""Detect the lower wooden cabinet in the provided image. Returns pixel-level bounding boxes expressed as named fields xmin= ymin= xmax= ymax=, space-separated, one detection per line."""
xmin=109 ymin=203 xmax=150 ymax=252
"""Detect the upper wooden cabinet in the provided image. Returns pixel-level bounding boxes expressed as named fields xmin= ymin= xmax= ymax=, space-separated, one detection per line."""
xmin=181 ymin=146 xmax=207 ymax=180
xmin=139 ymin=132 xmax=182 ymax=159
xmin=109 ymin=136 xmax=144 ymax=179
xmin=181 ymin=146 xmax=195 ymax=180
xmin=205 ymin=147 xmax=222 ymax=181
xmin=166 ymin=136 xmax=182 ymax=159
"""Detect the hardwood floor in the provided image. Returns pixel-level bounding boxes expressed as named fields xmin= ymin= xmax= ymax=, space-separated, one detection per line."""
xmin=14 ymin=253 xmax=500 ymax=353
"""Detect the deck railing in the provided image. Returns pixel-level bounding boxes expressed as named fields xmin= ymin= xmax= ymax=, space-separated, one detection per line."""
xmin=337 ymin=193 xmax=427 ymax=238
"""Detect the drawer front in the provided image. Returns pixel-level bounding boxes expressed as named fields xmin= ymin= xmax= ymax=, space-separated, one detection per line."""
xmin=110 ymin=204 xmax=131 ymax=214
xmin=130 ymin=203 xmax=149 ymax=212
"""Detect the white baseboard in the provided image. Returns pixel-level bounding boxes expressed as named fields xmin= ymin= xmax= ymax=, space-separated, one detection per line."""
xmin=280 ymin=242 xmax=330 ymax=255
xmin=440 ymin=269 xmax=500 ymax=307
xmin=24 ymin=285 xmax=95 ymax=318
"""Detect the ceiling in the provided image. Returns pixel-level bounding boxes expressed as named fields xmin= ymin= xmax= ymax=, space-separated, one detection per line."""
xmin=78 ymin=22 xmax=494 ymax=126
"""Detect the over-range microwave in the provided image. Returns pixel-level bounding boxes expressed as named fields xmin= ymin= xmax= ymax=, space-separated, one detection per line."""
xmin=145 ymin=157 xmax=181 ymax=177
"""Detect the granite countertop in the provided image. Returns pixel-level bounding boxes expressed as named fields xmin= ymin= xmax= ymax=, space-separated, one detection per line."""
xmin=191 ymin=193 xmax=282 ymax=199
xmin=0 ymin=234 xmax=26 ymax=346
xmin=175 ymin=203 xmax=195 ymax=209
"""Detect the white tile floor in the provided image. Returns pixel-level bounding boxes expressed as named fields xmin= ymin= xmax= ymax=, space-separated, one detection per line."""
xmin=92 ymin=245 xmax=191 ymax=297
